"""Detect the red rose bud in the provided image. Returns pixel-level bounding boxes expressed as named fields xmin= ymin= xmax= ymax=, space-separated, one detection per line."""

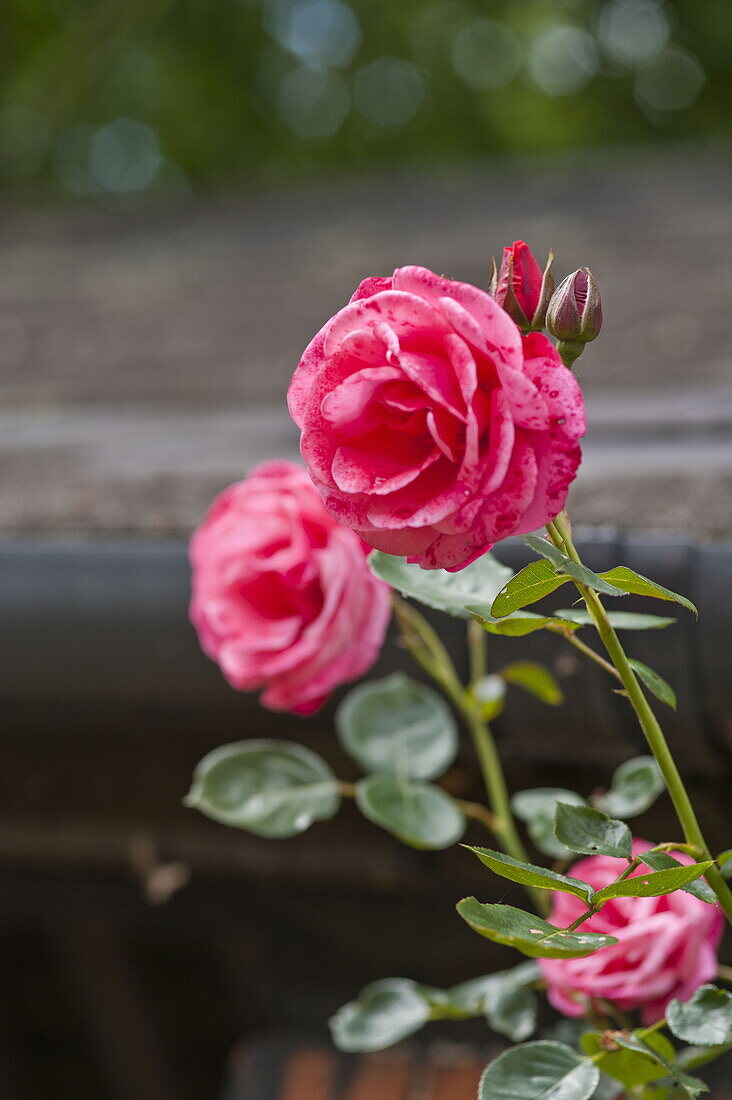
xmin=547 ymin=266 xmax=603 ymax=366
xmin=489 ymin=240 xmax=555 ymax=331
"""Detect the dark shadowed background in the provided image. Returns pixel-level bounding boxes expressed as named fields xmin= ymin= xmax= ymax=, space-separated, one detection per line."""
xmin=1 ymin=2 xmax=732 ymax=1098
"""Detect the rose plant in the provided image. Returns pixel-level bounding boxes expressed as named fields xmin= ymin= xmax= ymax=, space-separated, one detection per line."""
xmin=187 ymin=242 xmax=732 ymax=1099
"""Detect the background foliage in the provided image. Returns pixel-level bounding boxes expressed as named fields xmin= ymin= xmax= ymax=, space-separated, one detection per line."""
xmin=2 ymin=0 xmax=731 ymax=202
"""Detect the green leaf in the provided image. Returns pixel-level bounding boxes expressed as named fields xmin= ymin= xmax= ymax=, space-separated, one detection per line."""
xmin=466 ymin=846 xmax=595 ymax=904
xmin=490 ymin=559 xmax=571 ymax=617
xmin=592 ymin=756 xmax=665 ymax=819
xmin=479 ymin=1041 xmax=599 ymax=1100
xmin=555 ymin=609 xmax=676 ymax=630
xmin=456 ymin=899 xmax=618 ymax=958
xmin=614 ymin=1034 xmax=708 ymax=1096
xmin=501 ymin=660 xmax=564 ymax=705
xmin=667 ymin=985 xmax=732 ymax=1046
xmin=487 ymin=984 xmax=538 ymax=1043
xmin=336 ymin=672 xmax=458 ymax=781
xmin=355 ymin=774 xmax=465 ymax=849
xmin=628 ymin=658 xmax=677 ymax=709
xmin=185 ymin=740 xmax=340 ymax=837
xmin=368 ymin=550 xmax=512 ymax=619
xmin=598 ymin=566 xmax=698 ymax=617
xmin=522 ymin=535 xmax=628 ymax=597
xmin=446 ymin=961 xmax=539 ymax=1014
xmin=676 ymin=1042 xmax=732 ymax=1072
xmin=639 ymin=851 xmax=717 ymax=904
xmin=581 ymin=1031 xmax=677 ymax=1088
xmin=592 ymin=861 xmax=713 ymax=905
xmin=554 ymin=802 xmax=633 ymax=859
xmin=329 ymin=978 xmax=430 ymax=1052
xmin=472 ymin=610 xmax=579 ymax=636
xmin=511 ymin=787 xmax=587 ymax=859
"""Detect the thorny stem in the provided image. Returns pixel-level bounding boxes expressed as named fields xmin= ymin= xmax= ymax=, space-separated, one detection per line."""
xmin=546 ymin=511 xmax=732 ymax=926
xmin=392 ymin=596 xmax=547 ymax=914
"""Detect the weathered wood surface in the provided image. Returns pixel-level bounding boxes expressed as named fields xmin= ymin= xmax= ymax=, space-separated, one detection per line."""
xmin=1 ymin=146 xmax=732 ymax=536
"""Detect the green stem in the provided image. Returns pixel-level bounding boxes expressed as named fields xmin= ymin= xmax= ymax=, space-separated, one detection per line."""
xmin=468 ymin=617 xmax=487 ymax=684
xmin=547 ymin=512 xmax=732 ymax=925
xmin=393 ymin=597 xmax=547 ymax=914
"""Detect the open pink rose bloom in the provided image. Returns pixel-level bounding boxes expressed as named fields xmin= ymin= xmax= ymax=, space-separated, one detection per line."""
xmin=288 ymin=266 xmax=586 ymax=570
xmin=189 ymin=460 xmax=391 ymax=714
xmin=540 ymin=842 xmax=724 ymax=1024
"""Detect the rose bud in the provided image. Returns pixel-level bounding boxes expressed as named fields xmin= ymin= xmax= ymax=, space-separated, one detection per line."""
xmin=489 ymin=240 xmax=555 ymax=332
xmin=547 ymin=266 xmax=603 ymax=366
xmin=189 ymin=461 xmax=391 ymax=714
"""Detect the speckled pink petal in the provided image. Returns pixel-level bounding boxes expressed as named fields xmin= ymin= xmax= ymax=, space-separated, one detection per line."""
xmin=523 ymin=331 xmax=587 ymax=438
xmin=337 ymin=326 xmax=399 ymax=363
xmin=480 ymin=389 xmax=516 ymax=496
xmin=515 ymin=440 xmax=581 ymax=536
xmin=300 ymin=426 xmax=339 ymax=489
xmin=288 ymin=326 xmax=328 ymax=429
xmin=495 ymin=366 xmax=549 ymax=430
xmin=321 ymin=366 xmax=402 ymax=429
xmin=426 ymin=409 xmax=458 ymax=462
xmin=324 ymin=291 xmax=450 ymax=359
xmin=393 ymin=265 xmax=523 ymax=367
xmin=395 ymin=349 xmax=465 ymax=419
xmin=332 ymin=439 xmax=438 ymax=495
xmin=349 ymin=275 xmax=393 ymax=303
xmin=365 ymin=461 xmax=478 ymax=530
xmin=360 ymin=524 xmax=435 ymax=558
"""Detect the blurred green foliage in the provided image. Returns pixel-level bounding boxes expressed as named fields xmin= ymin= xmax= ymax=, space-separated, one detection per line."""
xmin=1 ymin=0 xmax=731 ymax=200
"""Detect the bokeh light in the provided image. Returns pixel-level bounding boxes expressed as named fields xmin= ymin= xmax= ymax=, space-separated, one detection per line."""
xmin=527 ymin=26 xmax=599 ymax=97
xmin=634 ymin=45 xmax=705 ymax=113
xmin=597 ymin=0 xmax=671 ymax=66
xmin=451 ymin=18 xmax=522 ymax=92
xmin=277 ymin=65 xmax=350 ymax=137
xmin=353 ymin=57 xmax=426 ymax=129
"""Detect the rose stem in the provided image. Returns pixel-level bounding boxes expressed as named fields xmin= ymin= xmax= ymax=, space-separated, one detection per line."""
xmin=546 ymin=511 xmax=732 ymax=925
xmin=393 ymin=596 xmax=547 ymax=913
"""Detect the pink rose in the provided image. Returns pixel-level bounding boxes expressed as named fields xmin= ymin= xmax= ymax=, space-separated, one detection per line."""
xmin=189 ymin=460 xmax=391 ymax=715
xmin=539 ymin=841 xmax=723 ymax=1024
xmin=288 ymin=266 xmax=585 ymax=570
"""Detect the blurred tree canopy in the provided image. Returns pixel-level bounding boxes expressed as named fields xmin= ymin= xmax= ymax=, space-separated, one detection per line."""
xmin=1 ymin=0 xmax=731 ymax=201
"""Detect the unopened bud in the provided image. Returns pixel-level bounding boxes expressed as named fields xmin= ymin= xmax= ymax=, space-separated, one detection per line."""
xmin=547 ymin=267 xmax=603 ymax=366
xmin=490 ymin=241 xmax=555 ymax=332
